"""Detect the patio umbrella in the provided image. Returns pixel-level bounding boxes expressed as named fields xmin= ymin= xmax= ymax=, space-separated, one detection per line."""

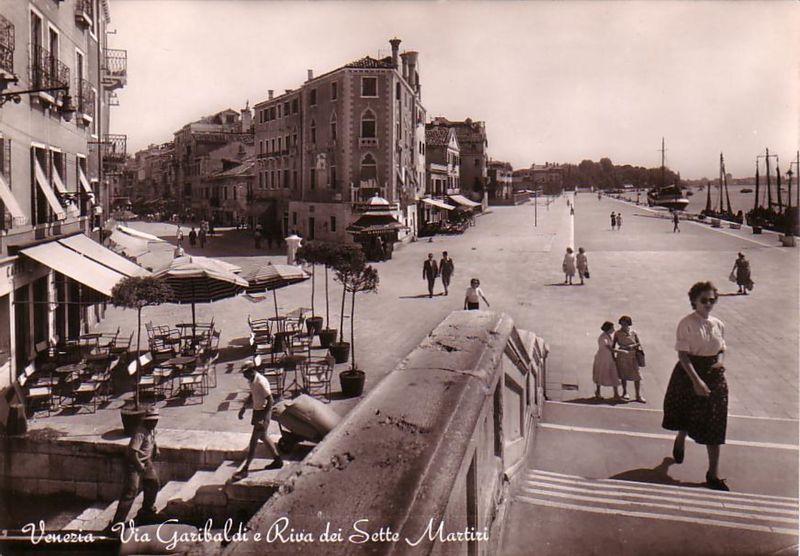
xmin=242 ymin=262 xmax=309 ymax=319
xmin=154 ymin=255 xmax=248 ymax=335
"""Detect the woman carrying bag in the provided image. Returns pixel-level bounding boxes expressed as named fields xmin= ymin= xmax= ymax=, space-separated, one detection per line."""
xmin=613 ymin=315 xmax=646 ymax=403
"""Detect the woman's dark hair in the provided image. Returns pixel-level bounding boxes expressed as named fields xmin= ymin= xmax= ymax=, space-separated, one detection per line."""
xmin=601 ymin=321 xmax=614 ymax=332
xmin=618 ymin=315 xmax=632 ymax=326
xmin=688 ymin=281 xmax=718 ymax=309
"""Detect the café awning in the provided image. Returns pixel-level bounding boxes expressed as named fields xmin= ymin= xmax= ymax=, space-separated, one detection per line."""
xmin=421 ymin=198 xmax=456 ymax=211
xmin=60 ymin=233 xmax=151 ymax=278
xmin=108 ymin=229 xmax=150 ymax=259
xmin=116 ymin=224 xmax=165 ymax=242
xmin=346 ymin=214 xmax=405 ymax=236
xmin=0 ymin=173 xmax=28 ymax=225
xmin=33 ymin=156 xmax=66 ymax=220
xmin=448 ymin=194 xmax=481 ymax=209
xmin=21 ymin=241 xmax=125 ymax=297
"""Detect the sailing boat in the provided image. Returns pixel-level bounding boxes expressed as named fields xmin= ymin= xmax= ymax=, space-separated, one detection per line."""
xmin=701 ymin=153 xmax=741 ymax=222
xmin=745 ymin=148 xmax=789 ymax=232
xmin=647 ymin=138 xmax=689 ymax=210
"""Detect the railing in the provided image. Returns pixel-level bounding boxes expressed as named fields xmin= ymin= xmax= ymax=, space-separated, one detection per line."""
xmin=103 ymin=134 xmax=127 ymax=164
xmin=102 ymin=48 xmax=127 ymax=90
xmin=74 ymin=0 xmax=94 ymax=28
xmin=29 ymin=44 xmax=70 ymax=92
xmin=78 ymin=78 xmax=95 ymax=117
xmin=223 ymin=311 xmax=546 ymax=556
xmin=0 ymin=15 xmax=14 ymax=77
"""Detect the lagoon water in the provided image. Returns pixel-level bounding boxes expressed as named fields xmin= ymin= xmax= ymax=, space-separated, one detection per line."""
xmin=685 ymin=184 xmax=797 ymax=216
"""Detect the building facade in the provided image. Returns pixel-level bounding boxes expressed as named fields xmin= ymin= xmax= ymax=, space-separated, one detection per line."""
xmin=487 ymin=160 xmax=513 ymax=203
xmin=0 ymin=0 xmax=127 ymax=384
xmin=429 ymin=117 xmax=488 ymax=209
xmin=253 ymin=38 xmax=426 ymax=244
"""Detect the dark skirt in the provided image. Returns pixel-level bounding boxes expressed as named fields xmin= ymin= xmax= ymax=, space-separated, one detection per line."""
xmin=662 ymin=355 xmax=728 ymax=445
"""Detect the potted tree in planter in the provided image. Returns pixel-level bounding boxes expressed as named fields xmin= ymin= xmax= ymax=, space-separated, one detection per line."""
xmin=295 ymin=241 xmax=324 ymax=336
xmin=110 ymin=276 xmax=173 ymax=435
xmin=317 ymin=242 xmax=341 ymax=349
xmin=336 ymin=260 xmax=379 ymax=397
xmin=329 ymin=246 xmax=366 ymax=364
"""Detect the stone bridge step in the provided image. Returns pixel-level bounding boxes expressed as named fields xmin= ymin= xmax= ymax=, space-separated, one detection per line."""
xmin=517 ymin=469 xmax=799 ymax=537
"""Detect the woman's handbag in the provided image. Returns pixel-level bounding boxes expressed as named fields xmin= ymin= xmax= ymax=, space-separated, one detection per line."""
xmin=584 ymin=270 xmax=590 ymax=279
xmin=728 ymin=270 xmax=737 ymax=283
xmin=634 ymin=332 xmax=646 ymax=367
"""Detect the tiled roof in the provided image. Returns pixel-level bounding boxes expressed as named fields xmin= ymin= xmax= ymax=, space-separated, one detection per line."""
xmin=425 ymin=127 xmax=451 ymax=147
xmin=345 ymin=56 xmax=395 ymax=69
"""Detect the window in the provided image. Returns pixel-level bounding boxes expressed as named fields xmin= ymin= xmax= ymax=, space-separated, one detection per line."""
xmin=330 ymin=165 xmax=337 ymax=189
xmin=292 ymin=99 xmax=298 ymax=113
xmin=361 ymin=77 xmax=378 ymax=97
xmin=396 ymin=83 xmax=401 ymax=100
xmin=309 ymin=88 xmax=317 ymax=106
xmin=283 ymin=169 xmax=290 ymax=189
xmin=285 ymin=135 xmax=290 ymax=152
xmin=284 ymin=102 xmax=290 ymax=115
xmin=360 ymin=153 xmax=377 ymax=181
xmin=292 ymin=212 xmax=297 ymax=225
xmin=330 ymin=113 xmax=337 ymax=142
xmin=310 ymin=120 xmax=316 ymax=144
xmin=310 ymin=168 xmax=316 ymax=190
xmin=277 ymin=104 xmax=282 ymax=119
xmin=271 ymin=139 xmax=276 ymax=153
xmin=331 ymin=82 xmax=338 ymax=100
xmin=360 ymin=110 xmax=376 ymax=138
xmin=330 ymin=215 xmax=336 ymax=232
xmin=293 ymin=170 xmax=298 ymax=189
xmin=0 ymin=136 xmax=11 ymax=186
xmin=277 ymin=137 xmax=282 ymax=152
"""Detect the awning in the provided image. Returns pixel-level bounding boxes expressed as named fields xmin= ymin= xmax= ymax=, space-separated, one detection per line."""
xmin=60 ymin=234 xmax=151 ymax=278
xmin=0 ymin=173 xmax=28 ymax=225
xmin=116 ymin=224 xmax=165 ymax=243
xmin=51 ymin=168 xmax=68 ymax=195
xmin=21 ymin=241 xmax=125 ymax=297
xmin=78 ymin=166 xmax=94 ymax=196
xmin=33 ymin=156 xmax=65 ymax=220
xmin=421 ymin=198 xmax=456 ymax=211
xmin=108 ymin=230 xmax=149 ymax=259
xmin=346 ymin=214 xmax=405 ymax=236
xmin=448 ymin=194 xmax=482 ymax=209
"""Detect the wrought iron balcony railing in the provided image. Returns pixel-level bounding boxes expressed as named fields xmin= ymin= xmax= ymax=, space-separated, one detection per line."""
xmin=75 ymin=0 xmax=94 ymax=28
xmin=78 ymin=78 xmax=95 ymax=117
xmin=103 ymin=134 xmax=127 ymax=164
xmin=0 ymin=15 xmax=15 ymax=78
xmin=102 ymin=48 xmax=127 ymax=90
xmin=29 ymin=43 xmax=70 ymax=92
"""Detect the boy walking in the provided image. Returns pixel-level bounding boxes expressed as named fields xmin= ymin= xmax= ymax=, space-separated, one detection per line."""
xmin=233 ymin=365 xmax=282 ymax=481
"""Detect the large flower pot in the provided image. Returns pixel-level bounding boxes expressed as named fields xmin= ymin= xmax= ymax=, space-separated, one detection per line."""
xmin=120 ymin=405 xmax=148 ymax=437
xmin=329 ymin=342 xmax=350 ymax=364
xmin=339 ymin=369 xmax=365 ymax=398
xmin=752 ymin=226 xmax=762 ymax=235
xmin=319 ymin=328 xmax=338 ymax=349
xmin=306 ymin=316 xmax=324 ymax=336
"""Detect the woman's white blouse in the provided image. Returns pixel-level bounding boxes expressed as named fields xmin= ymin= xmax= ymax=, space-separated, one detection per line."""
xmin=675 ymin=312 xmax=726 ymax=356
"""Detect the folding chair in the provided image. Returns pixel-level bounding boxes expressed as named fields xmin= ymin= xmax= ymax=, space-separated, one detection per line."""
xmin=19 ymin=363 xmax=54 ymax=416
xmin=301 ymin=354 xmax=334 ymax=403
xmin=254 ymin=355 xmax=285 ymax=399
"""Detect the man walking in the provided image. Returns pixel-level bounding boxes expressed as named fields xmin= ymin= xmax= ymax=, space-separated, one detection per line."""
xmin=672 ymin=211 xmax=681 ymax=233
xmin=439 ymin=251 xmax=455 ymax=296
xmin=198 ymin=227 xmax=207 ymax=249
xmin=110 ymin=408 xmax=161 ymax=527
xmin=610 ymin=212 xmax=616 ymax=231
xmin=233 ymin=365 xmax=283 ymax=481
xmin=422 ymin=253 xmax=439 ymax=298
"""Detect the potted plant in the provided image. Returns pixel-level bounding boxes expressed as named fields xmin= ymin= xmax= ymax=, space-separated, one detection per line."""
xmin=110 ymin=276 xmax=173 ymax=435
xmin=317 ymin=243 xmax=342 ymax=349
xmin=295 ymin=241 xmax=324 ymax=336
xmin=336 ymin=260 xmax=379 ymax=397
xmin=329 ymin=246 xmax=365 ymax=364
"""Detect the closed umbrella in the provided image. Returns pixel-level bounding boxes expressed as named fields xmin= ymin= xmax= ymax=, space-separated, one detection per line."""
xmin=242 ymin=262 xmax=309 ymax=319
xmin=154 ymin=255 xmax=248 ymax=337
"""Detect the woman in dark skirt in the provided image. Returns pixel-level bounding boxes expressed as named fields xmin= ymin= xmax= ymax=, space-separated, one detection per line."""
xmin=662 ymin=281 xmax=729 ymax=491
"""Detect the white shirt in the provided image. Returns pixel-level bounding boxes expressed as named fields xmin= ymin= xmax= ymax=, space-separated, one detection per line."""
xmin=675 ymin=312 xmax=726 ymax=356
xmin=250 ymin=372 xmax=272 ymax=410
xmin=465 ymin=286 xmax=485 ymax=303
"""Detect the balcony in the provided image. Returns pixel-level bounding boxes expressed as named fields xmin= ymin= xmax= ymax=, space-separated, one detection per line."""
xmin=359 ymin=137 xmax=379 ymax=148
xmin=103 ymin=134 xmax=127 ymax=165
xmin=29 ymin=44 xmax=70 ymax=102
xmin=77 ymin=78 xmax=95 ymax=124
xmin=102 ymin=48 xmax=127 ymax=91
xmin=0 ymin=15 xmax=15 ymax=81
xmin=75 ymin=0 xmax=94 ymax=28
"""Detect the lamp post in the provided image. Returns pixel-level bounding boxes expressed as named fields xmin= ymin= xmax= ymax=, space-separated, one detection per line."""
xmin=534 ymin=191 xmax=538 ymax=227
xmin=0 ymin=85 xmax=76 ymax=121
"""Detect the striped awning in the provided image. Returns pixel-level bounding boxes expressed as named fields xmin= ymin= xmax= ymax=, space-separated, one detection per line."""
xmin=60 ymin=234 xmax=151 ymax=278
xmin=421 ymin=198 xmax=456 ymax=211
xmin=448 ymin=194 xmax=481 ymax=208
xmin=108 ymin=229 xmax=150 ymax=259
xmin=33 ymin=156 xmax=65 ymax=220
xmin=21 ymin=241 xmax=125 ymax=297
xmin=0 ymin=173 xmax=27 ymax=225
xmin=242 ymin=263 xmax=308 ymax=293
xmin=154 ymin=256 xmax=248 ymax=304
xmin=78 ymin=166 xmax=94 ymax=196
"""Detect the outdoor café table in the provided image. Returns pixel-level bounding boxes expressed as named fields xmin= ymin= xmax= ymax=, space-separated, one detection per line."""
xmin=161 ymin=355 xmax=197 ymax=368
xmin=268 ymin=316 xmax=289 ymax=334
xmin=280 ymin=354 xmax=307 ymax=397
xmin=54 ymin=363 xmax=87 ymax=376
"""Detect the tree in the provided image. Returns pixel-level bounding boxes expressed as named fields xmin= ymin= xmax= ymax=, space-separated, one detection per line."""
xmin=333 ymin=246 xmax=366 ymax=345
xmin=295 ymin=241 xmax=325 ymax=324
xmin=335 ymin=263 xmax=379 ymax=371
xmin=111 ymin=276 xmax=173 ymax=408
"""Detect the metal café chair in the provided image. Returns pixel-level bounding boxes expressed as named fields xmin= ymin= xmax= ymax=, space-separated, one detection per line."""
xmin=19 ymin=363 xmax=54 ymax=416
xmin=301 ymin=354 xmax=334 ymax=403
xmin=253 ymin=354 xmax=285 ymax=400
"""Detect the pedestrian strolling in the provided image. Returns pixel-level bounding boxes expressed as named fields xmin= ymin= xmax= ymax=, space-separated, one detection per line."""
xmin=613 ymin=316 xmax=645 ymax=402
xmin=570 ymin=205 xmax=575 ymax=216
xmin=610 ymin=212 xmax=616 ymax=231
xmin=731 ymin=252 xmax=752 ymax=295
xmin=464 ymin=278 xmax=490 ymax=310
xmin=562 ymin=247 xmax=576 ymax=285
xmin=593 ymin=322 xmax=621 ymax=400
xmin=576 ymin=247 xmax=589 ymax=285
xmin=254 ymin=229 xmax=262 ymax=249
xmin=109 ymin=408 xmax=161 ymax=527
xmin=616 ymin=213 xmax=623 ymax=230
xmin=176 ymin=225 xmax=184 ymax=246
xmin=188 ymin=227 xmax=197 ymax=247
xmin=662 ymin=281 xmax=730 ymax=491
xmin=198 ymin=228 xmax=207 ymax=249
xmin=439 ymin=251 xmax=455 ymax=296
xmin=423 ymin=253 xmax=439 ymax=298
xmin=672 ymin=211 xmax=681 ymax=233
xmin=233 ymin=365 xmax=283 ymax=481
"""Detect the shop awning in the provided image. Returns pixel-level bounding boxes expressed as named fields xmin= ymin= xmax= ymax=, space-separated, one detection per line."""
xmin=78 ymin=166 xmax=94 ymax=196
xmin=20 ymin=241 xmax=125 ymax=297
xmin=60 ymin=234 xmax=151 ymax=278
xmin=33 ymin=156 xmax=66 ymax=220
xmin=0 ymin=173 xmax=28 ymax=225
xmin=346 ymin=214 xmax=405 ymax=236
xmin=421 ymin=198 xmax=456 ymax=211
xmin=108 ymin=230 xmax=150 ymax=259
xmin=448 ymin=194 xmax=482 ymax=209
xmin=116 ymin=224 xmax=165 ymax=243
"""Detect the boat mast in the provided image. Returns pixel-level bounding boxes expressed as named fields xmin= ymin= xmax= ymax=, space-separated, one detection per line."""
xmin=723 ymin=156 xmax=732 ymax=214
xmin=705 ymin=180 xmax=712 ymax=212
xmin=776 ymin=157 xmax=783 ymax=213
xmin=661 ymin=137 xmax=665 ymax=189
xmin=721 ymin=153 xmax=732 ymax=214
xmin=718 ymin=153 xmax=724 ymax=212
xmin=765 ymin=148 xmax=772 ymax=210
xmin=754 ymin=160 xmax=760 ymax=213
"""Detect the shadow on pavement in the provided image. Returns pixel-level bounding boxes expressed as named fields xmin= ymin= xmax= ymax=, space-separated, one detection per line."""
xmin=101 ymin=429 xmax=128 ymax=441
xmin=544 ymin=282 xmax=575 ymax=287
xmin=562 ymin=396 xmax=633 ymax=406
xmin=610 ymin=456 xmax=707 ymax=489
xmin=398 ymin=293 xmax=446 ymax=299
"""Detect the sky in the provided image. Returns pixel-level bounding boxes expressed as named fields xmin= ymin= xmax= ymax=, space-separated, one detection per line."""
xmin=108 ymin=1 xmax=799 ymax=179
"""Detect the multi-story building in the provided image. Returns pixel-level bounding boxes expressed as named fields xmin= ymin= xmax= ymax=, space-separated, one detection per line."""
xmin=532 ymin=162 xmax=566 ymax=194
xmin=207 ymin=155 xmax=254 ymax=227
xmin=253 ymin=38 xmax=426 ymax=246
xmin=173 ymin=106 xmax=253 ymax=219
xmin=129 ymin=141 xmax=176 ymax=215
xmin=0 ymin=0 xmax=130 ymax=384
xmin=429 ymin=116 xmax=488 ymax=210
xmin=420 ymin=124 xmax=460 ymax=230
xmin=487 ymin=160 xmax=513 ymax=203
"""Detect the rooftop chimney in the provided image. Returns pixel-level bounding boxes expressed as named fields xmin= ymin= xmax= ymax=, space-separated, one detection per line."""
xmin=404 ymin=51 xmax=419 ymax=93
xmin=307 ymin=69 xmax=314 ymax=81
xmin=268 ymin=90 xmax=274 ymax=100
xmin=389 ymin=38 xmax=401 ymax=69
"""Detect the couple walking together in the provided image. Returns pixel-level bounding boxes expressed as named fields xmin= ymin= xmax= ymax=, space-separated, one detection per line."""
xmin=593 ymin=316 xmax=645 ymax=402
xmin=423 ymin=252 xmax=455 ymax=297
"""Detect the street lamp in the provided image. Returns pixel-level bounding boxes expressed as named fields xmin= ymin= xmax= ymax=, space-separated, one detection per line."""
xmin=0 ymin=83 xmax=76 ymax=122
